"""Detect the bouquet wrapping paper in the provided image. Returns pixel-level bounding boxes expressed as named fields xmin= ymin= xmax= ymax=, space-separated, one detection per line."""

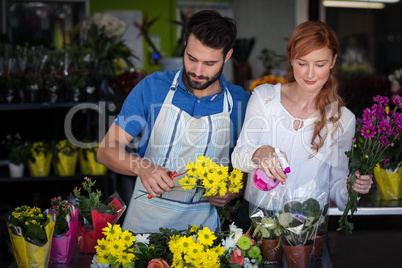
xmin=78 ymin=150 xmax=107 ymax=175
xmin=8 ymin=219 xmax=55 ymax=268
xmin=53 ymin=151 xmax=78 ymax=176
xmin=28 ymin=152 xmax=52 ymax=177
xmin=77 ymin=195 xmax=125 ymax=253
xmin=374 ymin=165 xmax=402 ymax=200
xmin=49 ymin=208 xmax=78 ymax=263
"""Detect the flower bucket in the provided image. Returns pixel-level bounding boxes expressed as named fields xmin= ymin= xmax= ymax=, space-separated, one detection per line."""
xmin=8 ymin=218 xmax=55 ymax=268
xmin=282 ymin=243 xmax=313 ymax=268
xmin=52 ymin=152 xmax=78 ymax=176
xmin=50 ymin=209 xmax=78 ymax=263
xmin=28 ymin=152 xmax=53 ymax=177
xmin=78 ymin=150 xmax=107 ymax=176
xmin=9 ymin=163 xmax=24 ymax=178
xmin=374 ymin=165 xmax=402 ymax=200
xmin=260 ymin=239 xmax=283 ymax=263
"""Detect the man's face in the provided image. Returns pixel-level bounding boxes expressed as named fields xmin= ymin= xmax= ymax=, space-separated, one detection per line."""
xmin=183 ymin=34 xmax=230 ymax=92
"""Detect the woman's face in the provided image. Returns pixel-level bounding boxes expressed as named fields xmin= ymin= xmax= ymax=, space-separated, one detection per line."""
xmin=291 ymin=46 xmax=337 ymax=94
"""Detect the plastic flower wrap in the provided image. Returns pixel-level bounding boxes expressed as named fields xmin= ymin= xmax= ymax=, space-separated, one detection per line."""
xmin=220 ymin=223 xmax=262 ymax=268
xmin=51 ymin=139 xmax=78 ymax=176
xmin=27 ymin=141 xmax=52 ymax=177
xmin=78 ymin=141 xmax=107 ymax=176
xmin=7 ymin=205 xmax=55 ymax=268
xmin=73 ymin=177 xmax=126 ymax=253
xmin=48 ymin=196 xmax=78 ymax=263
xmin=338 ymin=95 xmax=402 ymax=237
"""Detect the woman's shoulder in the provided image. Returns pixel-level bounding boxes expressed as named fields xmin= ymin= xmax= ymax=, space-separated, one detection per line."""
xmin=252 ymin=83 xmax=282 ymax=99
xmin=339 ymin=106 xmax=356 ymax=129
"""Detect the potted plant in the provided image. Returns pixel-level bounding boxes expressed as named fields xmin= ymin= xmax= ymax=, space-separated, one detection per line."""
xmin=27 ymin=141 xmax=53 ymax=177
xmin=63 ymin=67 xmax=87 ymax=102
xmin=252 ymin=216 xmax=285 ymax=264
xmin=1 ymin=133 xmax=29 ymax=178
xmin=277 ymin=198 xmax=324 ymax=268
xmin=7 ymin=205 xmax=55 ymax=268
xmin=72 ymin=177 xmax=126 ymax=253
xmin=51 ymin=139 xmax=79 ymax=176
xmin=78 ymin=141 xmax=107 ymax=175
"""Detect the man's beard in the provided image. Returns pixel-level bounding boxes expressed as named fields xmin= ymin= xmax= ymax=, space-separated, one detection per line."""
xmin=184 ymin=63 xmax=224 ymax=90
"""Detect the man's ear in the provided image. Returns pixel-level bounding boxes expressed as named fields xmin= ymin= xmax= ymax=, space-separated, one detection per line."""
xmin=224 ymin=48 xmax=233 ymax=63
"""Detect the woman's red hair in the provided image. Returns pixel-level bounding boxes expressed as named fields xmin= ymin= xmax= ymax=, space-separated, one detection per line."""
xmin=285 ymin=21 xmax=344 ymax=155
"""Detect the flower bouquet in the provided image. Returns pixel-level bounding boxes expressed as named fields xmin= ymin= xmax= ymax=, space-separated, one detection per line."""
xmin=78 ymin=141 xmax=107 ymax=176
xmin=249 ymin=74 xmax=285 ymax=92
xmin=7 ymin=205 xmax=55 ymax=268
xmin=27 ymin=141 xmax=53 ymax=177
xmin=1 ymin=133 xmax=29 ymax=178
xmin=220 ymin=223 xmax=263 ymax=268
xmin=338 ymin=95 xmax=402 ymax=237
xmin=48 ymin=196 xmax=78 ymax=263
xmin=73 ymin=177 xmax=126 ymax=253
xmin=51 ymin=139 xmax=78 ymax=176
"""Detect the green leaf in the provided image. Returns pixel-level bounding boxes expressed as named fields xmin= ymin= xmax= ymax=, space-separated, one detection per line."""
xmin=25 ymin=224 xmax=47 ymax=242
xmin=284 ymin=201 xmax=302 ymax=213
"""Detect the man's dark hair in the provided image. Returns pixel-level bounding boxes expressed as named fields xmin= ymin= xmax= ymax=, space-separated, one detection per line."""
xmin=185 ymin=10 xmax=237 ymax=57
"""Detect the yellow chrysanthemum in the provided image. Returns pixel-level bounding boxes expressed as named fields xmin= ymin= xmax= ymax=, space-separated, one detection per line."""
xmin=197 ymin=227 xmax=216 ymax=247
xmin=186 ymin=161 xmax=198 ymax=177
xmin=96 ymin=252 xmax=110 ymax=264
xmin=103 ymin=222 xmax=122 ymax=240
xmin=228 ymin=181 xmax=243 ymax=193
xmin=121 ymin=230 xmax=136 ymax=247
xmin=190 ymin=224 xmax=198 ymax=233
xmin=178 ymin=176 xmax=196 ymax=190
xmin=116 ymin=251 xmax=136 ymax=265
xmin=200 ymin=248 xmax=221 ymax=268
xmin=108 ymin=240 xmax=125 ymax=256
xmin=177 ymin=236 xmax=195 ymax=254
xmin=95 ymin=238 xmax=110 ymax=254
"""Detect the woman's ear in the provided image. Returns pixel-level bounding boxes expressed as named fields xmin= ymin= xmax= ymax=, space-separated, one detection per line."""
xmin=331 ymin=54 xmax=338 ymax=69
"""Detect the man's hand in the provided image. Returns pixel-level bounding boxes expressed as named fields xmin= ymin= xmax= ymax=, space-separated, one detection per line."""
xmin=136 ymin=160 xmax=175 ymax=197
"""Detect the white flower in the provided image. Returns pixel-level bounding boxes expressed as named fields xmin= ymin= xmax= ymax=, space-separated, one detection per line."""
xmin=135 ymin=233 xmax=151 ymax=245
xmin=221 ymin=237 xmax=237 ymax=250
xmin=228 ymin=222 xmax=243 ymax=242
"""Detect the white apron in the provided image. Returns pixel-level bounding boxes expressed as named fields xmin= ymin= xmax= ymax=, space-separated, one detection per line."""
xmin=122 ymin=70 xmax=233 ymax=233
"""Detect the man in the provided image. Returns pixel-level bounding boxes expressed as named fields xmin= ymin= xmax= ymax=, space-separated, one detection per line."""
xmin=97 ymin=10 xmax=250 ymax=233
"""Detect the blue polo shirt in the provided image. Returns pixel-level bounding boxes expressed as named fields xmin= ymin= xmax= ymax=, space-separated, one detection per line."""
xmin=114 ymin=69 xmax=250 ymax=157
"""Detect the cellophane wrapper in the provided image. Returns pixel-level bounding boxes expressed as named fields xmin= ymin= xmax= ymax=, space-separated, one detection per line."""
xmin=8 ymin=218 xmax=55 ymax=268
xmin=53 ymin=151 xmax=78 ymax=176
xmin=76 ymin=192 xmax=126 ymax=253
xmin=49 ymin=206 xmax=78 ymax=263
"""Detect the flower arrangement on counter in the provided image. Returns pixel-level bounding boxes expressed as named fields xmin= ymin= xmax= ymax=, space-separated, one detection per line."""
xmin=73 ymin=177 xmax=126 ymax=253
xmin=249 ymin=74 xmax=286 ymax=92
xmin=338 ymin=94 xmax=402 ymax=237
xmin=7 ymin=205 xmax=55 ymax=267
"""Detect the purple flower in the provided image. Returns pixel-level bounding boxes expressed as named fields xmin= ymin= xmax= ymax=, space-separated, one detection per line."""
xmin=392 ymin=112 xmax=402 ymax=134
xmin=371 ymin=104 xmax=387 ymax=121
xmin=362 ymin=108 xmax=374 ymax=124
xmin=393 ymin=95 xmax=402 ymax=108
xmin=383 ymin=158 xmax=390 ymax=167
xmin=352 ymin=137 xmax=356 ymax=142
xmin=378 ymin=120 xmax=392 ymax=135
xmin=361 ymin=124 xmax=376 ymax=138
xmin=373 ymin=95 xmax=389 ymax=107
xmin=379 ymin=135 xmax=390 ymax=146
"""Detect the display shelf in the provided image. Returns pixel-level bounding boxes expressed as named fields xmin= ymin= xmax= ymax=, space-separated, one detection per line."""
xmin=329 ymin=187 xmax=402 ymax=216
xmin=0 ymin=101 xmax=112 ymax=111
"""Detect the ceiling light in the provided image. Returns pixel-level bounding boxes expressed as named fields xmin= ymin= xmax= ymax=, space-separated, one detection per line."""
xmin=323 ymin=1 xmax=385 ymax=9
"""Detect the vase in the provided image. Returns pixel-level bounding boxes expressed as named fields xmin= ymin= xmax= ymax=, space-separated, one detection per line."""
xmin=46 ymin=85 xmax=63 ymax=103
xmin=282 ymin=243 xmax=313 ymax=268
xmin=68 ymin=88 xmax=83 ymax=102
xmin=3 ymin=88 xmax=17 ymax=103
xmin=9 ymin=163 xmax=24 ymax=178
xmin=260 ymin=239 xmax=283 ymax=263
xmin=312 ymin=235 xmax=325 ymax=260
xmin=85 ymin=81 xmax=100 ymax=102
xmin=374 ymin=165 xmax=402 ymax=200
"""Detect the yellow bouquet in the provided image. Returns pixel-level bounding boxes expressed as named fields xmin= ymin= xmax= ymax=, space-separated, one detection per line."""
xmin=78 ymin=141 xmax=107 ymax=176
xmin=8 ymin=205 xmax=55 ymax=268
xmin=249 ymin=74 xmax=285 ymax=92
xmin=28 ymin=141 xmax=52 ymax=177
xmin=51 ymin=139 xmax=78 ymax=176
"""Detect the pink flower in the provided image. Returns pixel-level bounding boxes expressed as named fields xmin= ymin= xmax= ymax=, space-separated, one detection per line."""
xmin=379 ymin=135 xmax=390 ymax=146
xmin=230 ymin=248 xmax=245 ymax=266
xmin=147 ymin=259 xmax=170 ymax=268
xmin=373 ymin=95 xmax=389 ymax=106
xmin=361 ymin=124 xmax=376 ymax=139
xmin=393 ymin=95 xmax=402 ymax=108
xmin=362 ymin=108 xmax=374 ymax=124
xmin=383 ymin=158 xmax=390 ymax=167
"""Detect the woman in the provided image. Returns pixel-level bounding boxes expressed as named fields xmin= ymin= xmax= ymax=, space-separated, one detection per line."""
xmin=231 ymin=21 xmax=373 ymax=231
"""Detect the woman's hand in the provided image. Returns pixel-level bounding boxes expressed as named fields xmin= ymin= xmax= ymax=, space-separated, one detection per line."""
xmin=251 ymin=145 xmax=288 ymax=184
xmin=349 ymin=171 xmax=373 ymax=194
